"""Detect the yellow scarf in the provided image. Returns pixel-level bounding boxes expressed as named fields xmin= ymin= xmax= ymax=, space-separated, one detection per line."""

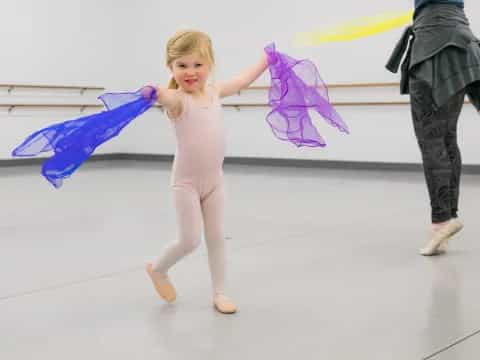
xmin=295 ymin=10 xmax=413 ymax=46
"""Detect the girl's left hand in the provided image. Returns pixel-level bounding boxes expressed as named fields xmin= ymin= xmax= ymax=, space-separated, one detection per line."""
xmin=140 ymin=85 xmax=157 ymax=100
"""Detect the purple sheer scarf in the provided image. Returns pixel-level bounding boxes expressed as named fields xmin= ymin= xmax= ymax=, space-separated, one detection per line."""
xmin=265 ymin=43 xmax=349 ymax=147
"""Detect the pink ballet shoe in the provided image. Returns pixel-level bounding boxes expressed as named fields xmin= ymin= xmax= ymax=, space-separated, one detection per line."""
xmin=146 ymin=263 xmax=176 ymax=302
xmin=213 ymin=294 xmax=237 ymax=314
xmin=436 ymin=218 xmax=464 ymax=254
xmin=420 ymin=219 xmax=464 ymax=256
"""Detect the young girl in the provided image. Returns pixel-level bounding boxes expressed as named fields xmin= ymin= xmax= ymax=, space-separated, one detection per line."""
xmin=146 ymin=30 xmax=269 ymax=313
xmin=387 ymin=0 xmax=480 ymax=255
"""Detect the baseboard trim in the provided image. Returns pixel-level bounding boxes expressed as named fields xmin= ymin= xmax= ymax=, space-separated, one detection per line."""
xmin=2 ymin=153 xmax=480 ymax=174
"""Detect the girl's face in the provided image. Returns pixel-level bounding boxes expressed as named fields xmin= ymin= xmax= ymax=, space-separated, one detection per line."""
xmin=170 ymin=52 xmax=211 ymax=94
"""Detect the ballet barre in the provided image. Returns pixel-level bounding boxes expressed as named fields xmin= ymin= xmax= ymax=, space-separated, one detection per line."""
xmin=246 ymin=82 xmax=400 ymax=91
xmin=0 ymin=84 xmax=105 ymax=95
xmin=0 ymin=104 xmax=103 ymax=113
xmin=0 ymin=100 xmax=473 ymax=114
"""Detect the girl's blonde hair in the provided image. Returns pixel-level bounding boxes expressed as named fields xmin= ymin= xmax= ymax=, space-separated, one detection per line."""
xmin=166 ymin=30 xmax=215 ymax=89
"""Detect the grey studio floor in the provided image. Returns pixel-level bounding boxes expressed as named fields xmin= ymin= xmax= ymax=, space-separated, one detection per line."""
xmin=1 ymin=160 xmax=480 ymax=360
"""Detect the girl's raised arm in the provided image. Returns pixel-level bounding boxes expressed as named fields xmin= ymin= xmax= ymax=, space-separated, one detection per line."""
xmin=217 ymin=53 xmax=269 ymax=98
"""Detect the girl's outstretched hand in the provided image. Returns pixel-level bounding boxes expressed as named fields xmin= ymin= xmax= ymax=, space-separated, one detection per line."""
xmin=140 ymin=85 xmax=157 ymax=101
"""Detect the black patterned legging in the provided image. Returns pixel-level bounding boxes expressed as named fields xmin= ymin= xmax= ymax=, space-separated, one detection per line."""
xmin=409 ymin=78 xmax=465 ymax=223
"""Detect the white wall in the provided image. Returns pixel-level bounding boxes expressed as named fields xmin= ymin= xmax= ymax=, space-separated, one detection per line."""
xmin=1 ymin=0 xmax=480 ymax=164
